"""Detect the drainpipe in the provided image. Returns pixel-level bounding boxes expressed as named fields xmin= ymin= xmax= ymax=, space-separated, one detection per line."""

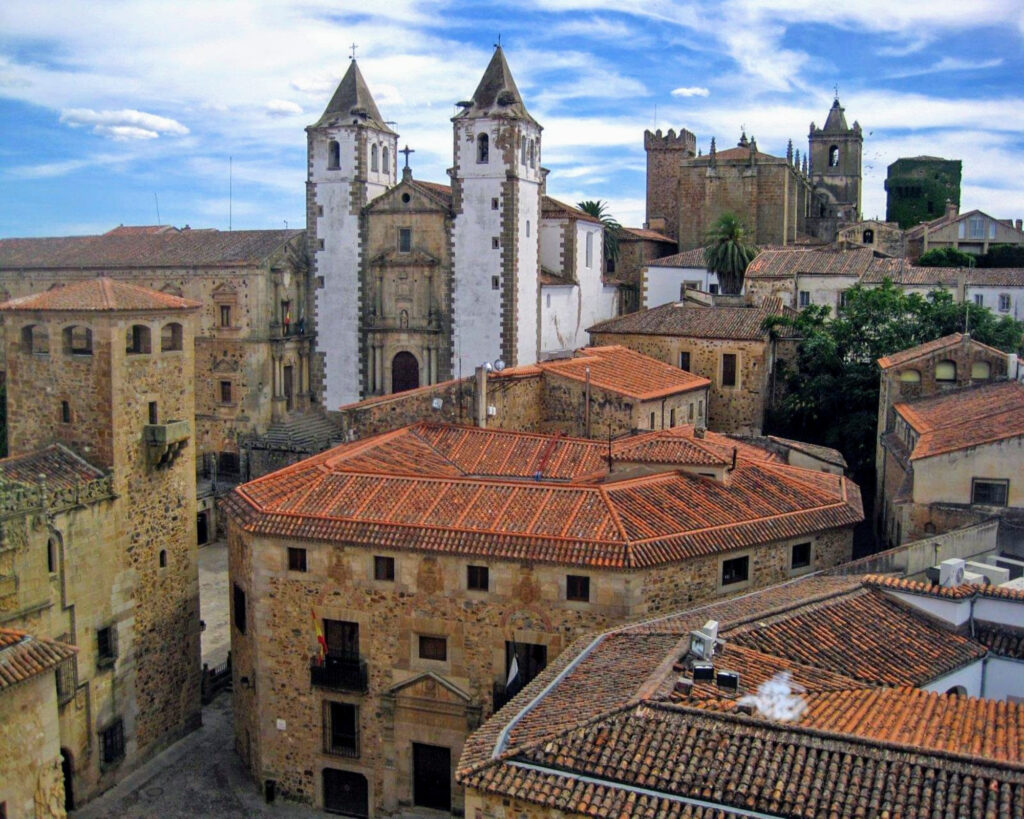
xmin=584 ymin=366 xmax=591 ymax=438
xmin=475 ymin=366 xmax=487 ymax=428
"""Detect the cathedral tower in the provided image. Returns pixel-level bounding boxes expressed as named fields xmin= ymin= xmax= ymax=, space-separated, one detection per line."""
xmin=451 ymin=47 xmax=542 ymax=373
xmin=307 ymin=59 xmax=397 ymax=407
xmin=808 ymin=97 xmax=862 ymax=222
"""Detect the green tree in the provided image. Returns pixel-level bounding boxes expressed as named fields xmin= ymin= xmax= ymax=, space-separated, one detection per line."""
xmin=703 ymin=212 xmax=758 ymax=295
xmin=576 ymin=200 xmax=621 ymax=270
xmin=764 ymin=280 xmax=1023 ymax=502
xmin=917 ymin=246 xmax=975 ymax=267
xmin=977 ymin=244 xmax=1024 ymax=268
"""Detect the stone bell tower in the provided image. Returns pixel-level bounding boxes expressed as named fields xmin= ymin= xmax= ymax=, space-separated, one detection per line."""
xmin=808 ymin=96 xmax=862 ymax=222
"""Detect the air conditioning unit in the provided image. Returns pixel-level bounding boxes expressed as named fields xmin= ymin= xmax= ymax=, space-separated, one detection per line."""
xmin=963 ymin=570 xmax=988 ymax=586
xmin=965 ymin=561 xmax=1009 ymax=586
xmin=431 ymin=397 xmax=443 ymax=410
xmin=939 ymin=558 xmax=966 ymax=588
xmin=689 ymin=619 xmax=719 ymax=661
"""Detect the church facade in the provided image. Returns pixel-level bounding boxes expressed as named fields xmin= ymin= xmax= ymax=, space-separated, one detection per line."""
xmin=307 ymin=49 xmax=618 ymax=409
xmin=646 ymin=98 xmax=863 ymax=250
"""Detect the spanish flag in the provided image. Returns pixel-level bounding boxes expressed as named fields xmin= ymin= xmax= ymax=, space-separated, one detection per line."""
xmin=312 ymin=610 xmax=327 ymax=664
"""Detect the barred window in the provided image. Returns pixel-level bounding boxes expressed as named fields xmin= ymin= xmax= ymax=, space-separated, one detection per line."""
xmin=100 ymin=718 xmax=125 ymax=765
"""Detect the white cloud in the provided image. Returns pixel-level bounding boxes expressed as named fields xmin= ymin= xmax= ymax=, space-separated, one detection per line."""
xmin=59 ymin=108 xmax=189 ymax=140
xmin=265 ymin=99 xmax=303 ymax=117
xmin=889 ymin=57 xmax=1004 ymax=79
xmin=671 ymin=86 xmax=709 ymax=98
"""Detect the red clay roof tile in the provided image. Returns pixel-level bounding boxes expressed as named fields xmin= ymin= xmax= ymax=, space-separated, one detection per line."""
xmin=0 ymin=629 xmax=77 ymax=690
xmin=0 ymin=276 xmax=200 ymax=312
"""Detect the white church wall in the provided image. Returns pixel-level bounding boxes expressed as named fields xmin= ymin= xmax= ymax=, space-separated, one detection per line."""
xmin=643 ymin=264 xmax=717 ymax=308
xmin=540 ymin=285 xmax=578 ymax=354
xmin=515 ymin=185 xmax=541 ymax=366
xmin=539 ymin=220 xmax=563 ymax=275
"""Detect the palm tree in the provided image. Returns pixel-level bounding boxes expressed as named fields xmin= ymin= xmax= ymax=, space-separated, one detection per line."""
xmin=703 ymin=212 xmax=758 ymax=295
xmin=577 ymin=200 xmax=621 ymax=271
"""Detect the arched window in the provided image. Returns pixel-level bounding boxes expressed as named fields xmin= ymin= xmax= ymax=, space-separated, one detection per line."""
xmin=370 ymin=144 xmax=379 ymax=172
xmin=521 ymin=136 xmax=526 ymax=164
xmin=945 ymin=685 xmax=967 ymax=697
xmin=161 ymin=322 xmax=183 ymax=352
xmin=971 ymin=361 xmax=991 ymax=380
xmin=862 ymin=229 xmax=874 ymax=244
xmin=829 ymin=145 xmax=839 ymax=167
xmin=126 ymin=324 xmax=151 ymax=355
xmin=47 ymin=535 xmax=60 ymax=574
xmin=62 ymin=325 xmax=92 ymax=355
xmin=22 ymin=324 xmax=49 ymax=355
xmin=529 ymin=139 xmax=535 ymax=168
xmin=327 ymin=140 xmax=340 ymax=170
xmin=899 ymin=369 xmax=921 ymax=383
xmin=382 ymin=146 xmax=390 ymax=173
xmin=477 ymin=133 xmax=489 ymax=164
xmin=935 ymin=360 xmax=956 ymax=382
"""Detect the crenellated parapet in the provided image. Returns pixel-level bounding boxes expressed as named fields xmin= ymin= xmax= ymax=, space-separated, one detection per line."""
xmin=644 ymin=128 xmax=697 ymax=155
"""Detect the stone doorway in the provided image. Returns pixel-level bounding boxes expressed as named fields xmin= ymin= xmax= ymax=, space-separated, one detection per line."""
xmin=391 ymin=351 xmax=419 ymax=394
xmin=61 ymin=748 xmax=74 ymax=811
xmin=196 ymin=511 xmax=209 ymax=546
xmin=412 ymin=742 xmax=451 ymax=812
xmin=283 ymin=365 xmax=294 ymax=411
xmin=323 ymin=768 xmax=368 ymax=817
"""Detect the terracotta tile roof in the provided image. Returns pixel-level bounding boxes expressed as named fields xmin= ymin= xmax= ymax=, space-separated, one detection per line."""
xmin=976 ymin=625 xmax=1024 ymax=659
xmin=647 ymin=246 xmax=709 ymax=268
xmin=226 ymin=422 xmax=862 ymax=568
xmin=0 ymin=277 xmax=201 ymax=312
xmin=710 ymin=145 xmax=784 ymax=163
xmin=618 ymin=227 xmax=675 ymax=243
xmin=538 ymin=346 xmax=710 ymax=400
xmin=588 ymin=297 xmax=789 ymax=340
xmin=104 ymin=224 xmax=178 ymax=235
xmin=765 ymin=436 xmax=848 ymax=469
xmin=862 ymin=573 xmax=978 ymax=600
xmin=0 ymin=629 xmax=77 ymax=691
xmin=746 ymin=247 xmax=879 ymax=279
xmin=894 ymin=381 xmax=1024 ymax=459
xmin=860 ymin=262 xmax=961 ymax=286
xmin=876 ymin=332 xmax=966 ymax=368
xmin=541 ymin=196 xmax=602 ymax=224
xmin=411 ymin=180 xmax=453 ymax=206
xmin=0 ymin=228 xmax=301 ymax=270
xmin=978 ymin=583 xmax=1024 ymax=603
xmin=0 ymin=444 xmax=107 ymax=491
xmin=726 ymin=588 xmax=985 ymax=685
xmin=965 ymin=267 xmax=1024 ymax=287
xmin=905 ymin=208 xmax=1003 ymax=239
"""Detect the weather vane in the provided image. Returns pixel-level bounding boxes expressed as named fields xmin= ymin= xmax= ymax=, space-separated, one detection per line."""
xmin=350 ymin=43 xmax=358 ymax=61
xmin=495 ymin=34 xmax=501 ymax=48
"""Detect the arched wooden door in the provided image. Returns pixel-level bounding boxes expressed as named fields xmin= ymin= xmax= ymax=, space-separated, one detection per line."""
xmin=391 ymin=352 xmax=419 ymax=394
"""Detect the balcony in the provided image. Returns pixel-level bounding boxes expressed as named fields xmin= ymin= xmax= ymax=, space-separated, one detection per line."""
xmin=310 ymin=656 xmax=368 ymax=693
xmin=143 ymin=420 xmax=191 ymax=469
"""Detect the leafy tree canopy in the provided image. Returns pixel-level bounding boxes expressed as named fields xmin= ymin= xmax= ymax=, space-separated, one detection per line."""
xmin=917 ymin=246 xmax=975 ymax=267
xmin=764 ymin=280 xmax=1023 ymax=497
xmin=577 ymin=200 xmax=621 ymax=268
xmin=703 ymin=212 xmax=758 ymax=295
xmin=977 ymin=244 xmax=1024 ymax=268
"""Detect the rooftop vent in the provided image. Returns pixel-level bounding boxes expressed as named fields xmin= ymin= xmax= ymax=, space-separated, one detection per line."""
xmin=717 ymin=670 xmax=740 ymax=692
xmin=692 ymin=662 xmax=714 ymax=682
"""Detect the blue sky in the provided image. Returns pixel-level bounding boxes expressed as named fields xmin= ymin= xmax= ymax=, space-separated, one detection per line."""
xmin=2 ymin=1 xmax=1023 ymax=238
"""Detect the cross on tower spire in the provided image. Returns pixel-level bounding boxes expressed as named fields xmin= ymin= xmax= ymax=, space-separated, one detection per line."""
xmin=400 ymin=145 xmax=415 ymax=169
xmin=350 ymin=42 xmax=358 ymax=61
xmin=495 ymin=34 xmax=501 ymax=48
xmin=833 ymin=82 xmax=839 ymax=100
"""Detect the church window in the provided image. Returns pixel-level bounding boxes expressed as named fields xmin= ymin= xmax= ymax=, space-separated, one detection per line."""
xmin=220 ymin=305 xmax=232 ymax=327
xmin=566 ymin=574 xmax=590 ymax=602
xmin=22 ymin=324 xmax=49 ymax=355
xmin=971 ymin=361 xmax=991 ymax=380
xmin=526 ymin=220 xmax=530 ymax=237
xmin=220 ymin=381 xmax=233 ymax=403
xmin=148 ymin=401 xmax=159 ymax=423
xmin=862 ymin=229 xmax=874 ymax=244
xmin=382 ymin=146 xmax=390 ymax=173
xmin=828 ymin=145 xmax=839 ymax=167
xmin=126 ymin=324 xmax=151 ymax=355
xmin=585 ymin=233 xmax=593 ymax=268
xmin=327 ymin=140 xmax=340 ymax=170
xmin=370 ymin=144 xmax=379 ymax=172
xmin=401 ymin=192 xmax=411 ymax=203
xmin=491 ymin=237 xmax=500 ymax=249
xmin=521 ymin=138 xmax=526 ymax=164
xmin=160 ymin=323 xmax=183 ymax=351
xmin=529 ymin=139 xmax=535 ymax=168
xmin=63 ymin=325 xmax=92 ymax=355
xmin=60 ymin=401 xmax=71 ymax=424
xmin=159 ymin=550 xmax=167 ymax=568
xmin=935 ymin=360 xmax=956 ymax=381
xmin=722 ymin=353 xmax=737 ymax=387
xmin=999 ymin=293 xmax=1011 ymax=312
xmin=491 ymin=276 xmax=500 ymax=290
xmin=398 ymin=228 xmax=412 ymax=253
xmin=477 ymin=133 xmax=489 ymax=164
xmin=679 ymin=351 xmax=690 ymax=371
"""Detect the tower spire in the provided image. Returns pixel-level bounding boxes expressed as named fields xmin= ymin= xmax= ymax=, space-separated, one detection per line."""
xmin=315 ymin=59 xmax=394 ymax=132
xmin=456 ymin=45 xmax=537 ymax=124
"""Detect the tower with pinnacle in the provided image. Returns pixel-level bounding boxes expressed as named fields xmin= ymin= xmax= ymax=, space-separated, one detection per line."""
xmin=808 ymin=96 xmax=862 ymax=222
xmin=451 ymin=46 xmax=542 ymax=373
xmin=306 ymin=58 xmax=398 ymax=408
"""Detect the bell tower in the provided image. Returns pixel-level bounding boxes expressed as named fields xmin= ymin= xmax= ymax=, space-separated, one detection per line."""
xmin=307 ymin=58 xmax=397 ymax=407
xmin=451 ymin=46 xmax=542 ymax=373
xmin=808 ymin=96 xmax=862 ymax=222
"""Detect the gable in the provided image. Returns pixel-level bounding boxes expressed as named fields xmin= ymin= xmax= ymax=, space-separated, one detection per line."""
xmin=385 ymin=671 xmax=472 ymax=704
xmin=365 ymin=180 xmax=451 ymax=215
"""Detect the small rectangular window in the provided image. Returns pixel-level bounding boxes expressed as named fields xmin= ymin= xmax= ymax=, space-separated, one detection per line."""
xmin=491 ymin=275 xmax=500 ymax=290
xmin=467 ymin=565 xmax=489 ymax=591
xmin=97 ymin=626 xmax=117 ymax=668
xmin=722 ymin=555 xmax=749 ymax=586
xmin=649 ymin=411 xmax=656 ymax=429
xmin=722 ymin=354 xmax=737 ymax=387
xmin=220 ymin=381 xmax=232 ymax=404
xmin=791 ymin=542 xmax=811 ymax=569
xmin=585 ymin=232 xmax=593 ymax=268
xmin=220 ymin=305 xmax=232 ymax=327
xmin=974 ymin=293 xmax=984 ymax=307
xmin=60 ymin=400 xmax=71 ymax=424
xmin=148 ymin=401 xmax=158 ymax=424
xmin=566 ymin=574 xmax=590 ymax=602
xmin=317 ymin=238 xmax=325 ymax=251
xmin=323 ymin=701 xmax=359 ymax=757
xmin=492 ymin=237 xmax=500 ymax=249
xmin=669 ymin=408 xmax=676 ymax=427
xmin=100 ymin=718 xmax=125 ymax=765
xmin=233 ymin=583 xmax=246 ymax=634
xmin=317 ymin=205 xmax=324 ymax=217
xmin=999 ymin=294 xmax=1011 ymax=312
xmin=288 ymin=547 xmax=307 ymax=572
xmin=418 ymin=635 xmax=447 ymax=661
xmin=398 ymin=228 xmax=412 ymax=253
xmin=678 ymin=351 xmax=690 ymax=371
xmin=972 ymin=479 xmax=1009 ymax=506
xmin=374 ymin=555 xmax=395 ymax=581
xmin=709 ymin=284 xmax=719 ymax=295
xmin=491 ymin=198 xmax=499 ymax=210
xmin=798 ymin=291 xmax=810 ymax=307
xmin=688 ymin=403 xmax=694 ymax=421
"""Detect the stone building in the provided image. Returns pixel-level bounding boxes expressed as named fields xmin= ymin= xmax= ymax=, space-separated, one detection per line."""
xmin=458 ymin=568 xmax=1024 ymax=817
xmin=609 ymin=227 xmax=677 ymax=312
xmin=0 ymin=629 xmax=78 ymax=817
xmin=905 ymin=202 xmax=1024 ymax=260
xmin=0 ymin=278 xmax=203 ymax=808
xmin=0 ymin=225 xmax=312 ymax=523
xmin=223 ymin=421 xmax=861 ymax=815
xmin=308 ymin=49 xmax=618 ymax=408
xmin=588 ymin=296 xmax=800 ymax=436
xmin=885 ymin=155 xmax=962 ymax=229
xmin=837 ymin=218 xmax=905 ymax=256
xmin=874 ymin=333 xmax=1017 ymax=545
xmin=645 ymin=98 xmax=862 ymax=249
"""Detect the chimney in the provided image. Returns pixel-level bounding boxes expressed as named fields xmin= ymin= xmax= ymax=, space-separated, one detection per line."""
xmin=474 ymin=366 xmax=488 ymax=428
xmin=1015 ymin=219 xmax=1022 ymax=233
xmin=945 ymin=199 xmax=958 ymax=220
xmin=694 ymin=425 xmax=706 ymax=439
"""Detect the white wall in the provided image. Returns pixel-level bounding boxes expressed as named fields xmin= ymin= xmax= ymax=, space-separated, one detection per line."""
xmin=644 ymin=265 xmax=718 ymax=309
xmin=923 ymin=660 xmax=984 ymax=698
xmin=967 ymin=284 xmax=1024 ymax=322
xmin=983 ymin=656 xmax=1024 ymax=701
xmin=879 ymin=589 xmax=972 ymax=627
xmin=795 ymin=274 xmax=860 ymax=315
xmin=975 ymin=596 xmax=1024 ymax=629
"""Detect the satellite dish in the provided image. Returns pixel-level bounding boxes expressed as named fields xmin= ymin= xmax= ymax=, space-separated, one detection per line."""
xmin=493 ymin=359 xmax=506 ymax=372
xmin=483 ymin=361 xmax=493 ymax=372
